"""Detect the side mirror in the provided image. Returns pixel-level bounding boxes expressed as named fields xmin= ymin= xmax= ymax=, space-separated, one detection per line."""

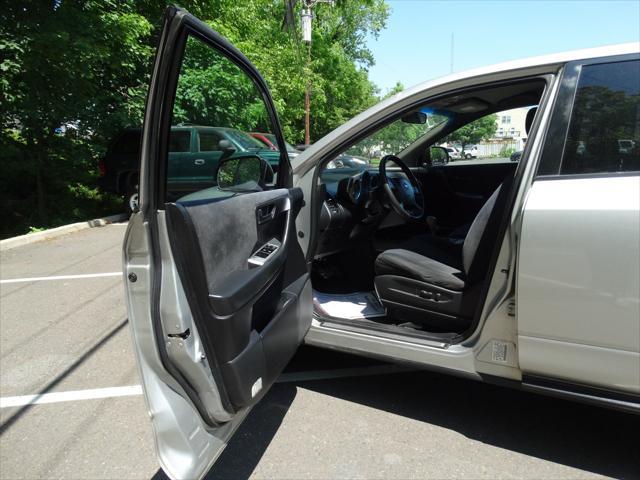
xmin=217 ymin=155 xmax=273 ymax=192
xmin=218 ymin=139 xmax=236 ymax=160
xmin=428 ymin=146 xmax=450 ymax=165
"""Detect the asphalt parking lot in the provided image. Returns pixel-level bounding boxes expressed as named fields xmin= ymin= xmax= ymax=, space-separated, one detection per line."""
xmin=1 ymin=222 xmax=639 ymax=480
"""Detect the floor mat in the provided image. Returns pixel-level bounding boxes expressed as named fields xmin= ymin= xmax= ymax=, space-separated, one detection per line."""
xmin=313 ymin=291 xmax=386 ymax=320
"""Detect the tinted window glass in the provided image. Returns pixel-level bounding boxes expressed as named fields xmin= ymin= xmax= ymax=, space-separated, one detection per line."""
xmin=168 ymin=131 xmax=191 ymax=152
xmin=199 ymin=131 xmax=223 ymax=151
xmin=561 ymin=60 xmax=640 ymax=174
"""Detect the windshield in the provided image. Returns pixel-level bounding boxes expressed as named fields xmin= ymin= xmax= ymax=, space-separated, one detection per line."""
xmin=340 ymin=109 xmax=450 ymax=167
xmin=225 ymin=129 xmax=267 ymax=151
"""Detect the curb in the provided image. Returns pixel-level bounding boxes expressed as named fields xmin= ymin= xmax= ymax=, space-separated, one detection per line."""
xmin=0 ymin=213 xmax=130 ymax=252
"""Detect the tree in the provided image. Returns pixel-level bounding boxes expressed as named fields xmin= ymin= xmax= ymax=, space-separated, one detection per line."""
xmin=0 ymin=0 xmax=389 ymax=238
xmin=444 ymin=114 xmax=498 ymax=153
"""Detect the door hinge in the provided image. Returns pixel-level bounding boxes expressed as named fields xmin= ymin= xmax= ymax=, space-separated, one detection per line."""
xmin=507 ymin=299 xmax=516 ymax=317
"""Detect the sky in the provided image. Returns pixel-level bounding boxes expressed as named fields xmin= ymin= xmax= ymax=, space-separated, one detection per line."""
xmin=366 ymin=0 xmax=640 ymax=94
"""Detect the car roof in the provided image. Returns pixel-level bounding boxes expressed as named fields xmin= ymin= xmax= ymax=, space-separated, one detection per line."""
xmin=398 ymin=43 xmax=638 ymax=100
xmin=292 ymin=43 xmax=639 ymax=175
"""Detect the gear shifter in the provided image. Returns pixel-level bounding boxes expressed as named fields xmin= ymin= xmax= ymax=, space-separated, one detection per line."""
xmin=426 ymin=216 xmax=439 ymax=236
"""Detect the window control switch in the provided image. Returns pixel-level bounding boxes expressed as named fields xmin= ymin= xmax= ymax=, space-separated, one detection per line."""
xmin=248 ymin=240 xmax=281 ymax=267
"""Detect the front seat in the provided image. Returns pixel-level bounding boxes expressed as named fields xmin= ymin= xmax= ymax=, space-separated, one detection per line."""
xmin=374 ymin=174 xmax=514 ymax=330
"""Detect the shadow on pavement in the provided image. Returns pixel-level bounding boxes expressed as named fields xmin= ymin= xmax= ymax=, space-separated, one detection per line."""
xmin=149 ymin=346 xmax=639 ymax=480
xmin=301 ymin=369 xmax=640 ymax=479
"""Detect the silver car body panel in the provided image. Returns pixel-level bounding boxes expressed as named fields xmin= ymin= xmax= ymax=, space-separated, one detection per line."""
xmin=517 ymin=176 xmax=640 ymax=393
xmin=124 ymin=212 xmax=247 ymax=479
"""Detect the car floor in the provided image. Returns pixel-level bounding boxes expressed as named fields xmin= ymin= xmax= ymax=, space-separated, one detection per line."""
xmin=310 ymin=246 xmax=461 ymax=340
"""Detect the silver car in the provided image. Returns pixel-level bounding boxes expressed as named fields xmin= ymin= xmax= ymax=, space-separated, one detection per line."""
xmin=123 ymin=7 xmax=639 ymax=479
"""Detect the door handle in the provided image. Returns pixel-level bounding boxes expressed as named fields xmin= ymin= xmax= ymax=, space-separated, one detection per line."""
xmin=256 ymin=205 xmax=275 ymax=224
xmin=194 ymin=159 xmax=205 ymax=165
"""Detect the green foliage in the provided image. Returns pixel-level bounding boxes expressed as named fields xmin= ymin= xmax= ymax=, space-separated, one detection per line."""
xmin=0 ymin=0 xmax=389 ymax=238
xmin=444 ymin=114 xmax=498 ymax=152
xmin=345 ymin=83 xmax=448 ymax=159
xmin=500 ymin=146 xmax=516 ymax=157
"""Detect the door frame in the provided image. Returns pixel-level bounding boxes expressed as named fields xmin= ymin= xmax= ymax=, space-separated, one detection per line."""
xmin=140 ymin=7 xmax=292 ymax=218
xmin=136 ymin=6 xmax=297 ymax=426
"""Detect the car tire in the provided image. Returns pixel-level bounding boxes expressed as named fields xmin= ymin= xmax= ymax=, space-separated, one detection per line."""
xmin=465 ymin=154 xmax=472 ymax=159
xmin=126 ymin=184 xmax=139 ymax=215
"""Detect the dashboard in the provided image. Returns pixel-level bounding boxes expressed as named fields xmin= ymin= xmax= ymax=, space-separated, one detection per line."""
xmin=316 ymin=167 xmax=397 ymax=258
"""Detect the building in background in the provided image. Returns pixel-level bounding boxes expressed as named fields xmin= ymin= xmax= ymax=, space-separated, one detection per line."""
xmin=474 ymin=106 xmax=532 ymax=157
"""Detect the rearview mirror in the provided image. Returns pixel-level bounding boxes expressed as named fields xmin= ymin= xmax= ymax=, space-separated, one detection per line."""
xmin=401 ymin=111 xmax=427 ymax=124
xmin=217 ymin=155 xmax=273 ymax=192
xmin=428 ymin=146 xmax=450 ymax=166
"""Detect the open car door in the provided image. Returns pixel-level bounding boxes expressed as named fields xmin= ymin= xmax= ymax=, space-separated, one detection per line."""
xmin=123 ymin=7 xmax=312 ymax=479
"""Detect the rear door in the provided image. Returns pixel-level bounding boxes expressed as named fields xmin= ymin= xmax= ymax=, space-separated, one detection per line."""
xmin=517 ymin=56 xmax=640 ymax=399
xmin=123 ymin=7 xmax=311 ymax=479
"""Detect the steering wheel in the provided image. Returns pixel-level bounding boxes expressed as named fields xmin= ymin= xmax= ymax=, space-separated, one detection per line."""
xmin=379 ymin=155 xmax=425 ymax=221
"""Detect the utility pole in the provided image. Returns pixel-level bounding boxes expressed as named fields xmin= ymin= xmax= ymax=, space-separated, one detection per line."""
xmin=301 ymin=0 xmax=333 ymax=146
xmin=450 ymin=32 xmax=454 ymax=73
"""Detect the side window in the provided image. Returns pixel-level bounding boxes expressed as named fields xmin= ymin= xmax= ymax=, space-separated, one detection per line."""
xmin=438 ymin=107 xmax=535 ymax=164
xmin=168 ymin=130 xmax=191 ymax=152
xmin=166 ymin=35 xmax=279 ymax=202
xmin=561 ymin=60 xmax=640 ymax=175
xmin=198 ymin=131 xmax=223 ymax=152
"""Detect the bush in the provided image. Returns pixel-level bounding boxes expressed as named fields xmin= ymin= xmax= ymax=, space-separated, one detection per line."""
xmin=500 ymin=146 xmax=516 ymax=157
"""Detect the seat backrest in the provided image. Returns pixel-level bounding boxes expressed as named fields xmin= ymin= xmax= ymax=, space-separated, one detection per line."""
xmin=462 ymin=173 xmax=514 ymax=285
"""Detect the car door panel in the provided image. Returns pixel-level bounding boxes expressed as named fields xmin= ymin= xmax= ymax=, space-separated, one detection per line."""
xmin=165 ymin=188 xmax=309 ymax=411
xmin=517 ymin=56 xmax=640 ymax=397
xmin=125 ymin=7 xmax=311 ymax=479
xmin=518 ymin=176 xmax=640 ymax=394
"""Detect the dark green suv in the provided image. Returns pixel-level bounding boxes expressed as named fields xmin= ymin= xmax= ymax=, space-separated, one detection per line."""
xmin=98 ymin=125 xmax=281 ymax=211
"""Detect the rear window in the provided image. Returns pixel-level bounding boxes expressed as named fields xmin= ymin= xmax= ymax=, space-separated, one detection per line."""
xmin=111 ymin=131 xmax=140 ymax=155
xmin=561 ymin=60 xmax=640 ymax=175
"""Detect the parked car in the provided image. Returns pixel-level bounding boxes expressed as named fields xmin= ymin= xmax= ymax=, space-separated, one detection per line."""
xmin=249 ymin=132 xmax=300 ymax=157
xmin=123 ymin=8 xmax=639 ymax=479
xmin=462 ymin=145 xmax=479 ymax=158
xmin=444 ymin=146 xmax=461 ymax=160
xmin=510 ymin=150 xmax=523 ymax=162
xmin=98 ymin=125 xmax=281 ymax=211
xmin=618 ymin=139 xmax=636 ymax=154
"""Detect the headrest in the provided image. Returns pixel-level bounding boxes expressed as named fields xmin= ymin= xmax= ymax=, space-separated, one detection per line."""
xmin=525 ymin=107 xmax=537 ymax=135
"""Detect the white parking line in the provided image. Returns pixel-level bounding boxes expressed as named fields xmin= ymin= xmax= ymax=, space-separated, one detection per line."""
xmin=0 ymin=365 xmax=415 ymax=408
xmin=0 ymin=272 xmax=122 ymax=284
xmin=0 ymin=385 xmax=142 ymax=408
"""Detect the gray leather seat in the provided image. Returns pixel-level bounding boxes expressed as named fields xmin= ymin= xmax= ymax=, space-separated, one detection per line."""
xmin=376 ymin=185 xmax=501 ymax=291
xmin=374 ymin=181 xmax=509 ymax=329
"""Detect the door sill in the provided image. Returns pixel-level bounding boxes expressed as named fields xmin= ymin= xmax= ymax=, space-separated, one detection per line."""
xmin=313 ymin=314 xmax=455 ymax=349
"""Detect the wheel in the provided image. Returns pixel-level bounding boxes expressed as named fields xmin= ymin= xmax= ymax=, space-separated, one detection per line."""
xmin=125 ymin=184 xmax=139 ymax=214
xmin=379 ymin=155 xmax=425 ymax=221
xmin=465 ymin=154 xmax=472 ymax=159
